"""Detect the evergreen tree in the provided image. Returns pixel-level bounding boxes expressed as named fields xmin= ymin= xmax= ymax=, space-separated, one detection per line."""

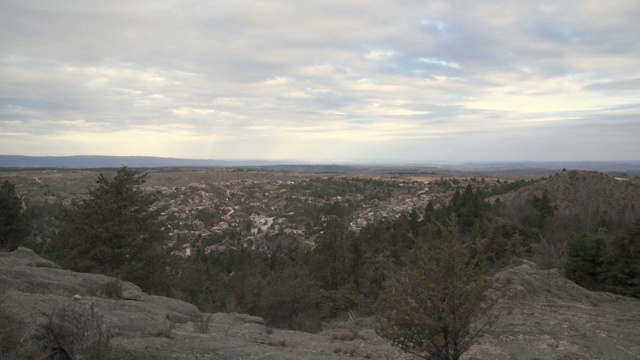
xmin=601 ymin=218 xmax=640 ymax=298
xmin=310 ymin=203 xmax=354 ymax=291
xmin=49 ymin=167 xmax=169 ymax=292
xmin=0 ymin=180 xmax=31 ymax=250
xmin=530 ymin=189 xmax=555 ymax=229
xmin=565 ymin=233 xmax=606 ymax=290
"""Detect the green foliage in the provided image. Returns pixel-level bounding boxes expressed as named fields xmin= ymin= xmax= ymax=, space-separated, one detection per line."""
xmin=421 ymin=185 xmax=492 ymax=236
xmin=47 ymin=167 xmax=170 ymax=293
xmin=486 ymin=178 xmax=540 ymax=197
xmin=601 ymin=218 xmax=640 ymax=297
xmin=310 ymin=204 xmax=355 ymax=291
xmin=565 ymin=233 xmax=605 ymax=290
xmin=378 ymin=231 xmax=495 ymax=360
xmin=172 ymin=250 xmax=230 ymax=313
xmin=246 ymin=261 xmax=324 ymax=332
xmin=0 ymin=180 xmax=31 ymax=250
xmin=565 ymin=218 xmax=640 ymax=298
xmin=524 ymin=189 xmax=556 ymax=229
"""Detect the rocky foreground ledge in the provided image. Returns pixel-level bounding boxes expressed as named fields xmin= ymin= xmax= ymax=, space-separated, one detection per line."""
xmin=1 ymin=248 xmax=640 ymax=359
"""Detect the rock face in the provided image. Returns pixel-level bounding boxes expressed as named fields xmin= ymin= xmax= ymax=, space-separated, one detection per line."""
xmin=465 ymin=261 xmax=640 ymax=360
xmin=1 ymin=248 xmax=640 ymax=359
xmin=0 ymin=248 xmax=411 ymax=359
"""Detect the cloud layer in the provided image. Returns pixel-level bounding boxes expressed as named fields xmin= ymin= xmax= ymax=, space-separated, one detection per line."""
xmin=1 ymin=0 xmax=639 ymax=162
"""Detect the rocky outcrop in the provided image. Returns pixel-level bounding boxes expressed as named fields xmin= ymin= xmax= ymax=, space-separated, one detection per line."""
xmin=0 ymin=248 xmax=411 ymax=359
xmin=2 ymin=248 xmax=640 ymax=359
xmin=49 ymin=299 xmax=111 ymax=360
xmin=466 ymin=261 xmax=640 ymax=360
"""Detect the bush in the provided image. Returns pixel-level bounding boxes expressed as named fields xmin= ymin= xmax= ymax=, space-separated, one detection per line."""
xmin=194 ymin=314 xmax=211 ymax=334
xmin=378 ymin=232 xmax=497 ymax=360
xmin=148 ymin=321 xmax=174 ymax=338
xmin=104 ymin=279 xmax=123 ymax=300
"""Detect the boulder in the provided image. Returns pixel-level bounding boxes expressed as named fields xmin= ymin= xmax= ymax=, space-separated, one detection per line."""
xmin=49 ymin=298 xmax=110 ymax=360
xmin=0 ymin=246 xmax=60 ymax=268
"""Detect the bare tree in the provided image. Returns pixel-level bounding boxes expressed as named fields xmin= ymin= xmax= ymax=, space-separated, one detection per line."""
xmin=378 ymin=230 xmax=496 ymax=360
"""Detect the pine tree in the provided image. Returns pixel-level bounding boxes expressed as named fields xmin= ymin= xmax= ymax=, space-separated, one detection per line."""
xmin=601 ymin=218 xmax=640 ymax=297
xmin=565 ymin=232 xmax=606 ymax=290
xmin=0 ymin=180 xmax=31 ymax=250
xmin=50 ymin=167 xmax=169 ymax=292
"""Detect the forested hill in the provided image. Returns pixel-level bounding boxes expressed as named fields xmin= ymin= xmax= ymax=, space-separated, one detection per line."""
xmin=493 ymin=170 xmax=640 ymax=233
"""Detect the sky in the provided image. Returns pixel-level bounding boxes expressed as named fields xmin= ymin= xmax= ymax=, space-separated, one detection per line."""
xmin=1 ymin=0 xmax=639 ymax=163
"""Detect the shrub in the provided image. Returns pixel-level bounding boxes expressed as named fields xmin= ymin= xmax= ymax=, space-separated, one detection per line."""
xmin=378 ymin=232 xmax=497 ymax=360
xmin=194 ymin=314 xmax=211 ymax=334
xmin=104 ymin=279 xmax=123 ymax=300
xmin=148 ymin=321 xmax=173 ymax=339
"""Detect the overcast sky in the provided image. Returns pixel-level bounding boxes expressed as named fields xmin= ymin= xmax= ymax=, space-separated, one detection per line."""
xmin=1 ymin=1 xmax=639 ymax=163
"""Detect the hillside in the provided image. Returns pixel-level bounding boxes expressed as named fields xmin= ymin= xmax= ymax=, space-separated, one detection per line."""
xmin=2 ymin=248 xmax=640 ymax=359
xmin=493 ymin=170 xmax=640 ymax=233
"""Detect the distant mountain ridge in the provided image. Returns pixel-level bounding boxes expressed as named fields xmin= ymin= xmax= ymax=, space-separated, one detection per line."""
xmin=1 ymin=155 xmax=640 ymax=174
xmin=0 ymin=155 xmax=286 ymax=169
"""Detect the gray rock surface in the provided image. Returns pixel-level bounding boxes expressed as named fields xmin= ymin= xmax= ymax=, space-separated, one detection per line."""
xmin=0 ymin=248 xmax=411 ymax=359
xmin=2 ymin=248 xmax=640 ymax=359
xmin=50 ymin=299 xmax=111 ymax=360
xmin=465 ymin=262 xmax=640 ymax=360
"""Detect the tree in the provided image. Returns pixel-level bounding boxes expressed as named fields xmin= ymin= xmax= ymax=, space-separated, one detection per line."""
xmin=529 ymin=189 xmax=555 ymax=229
xmin=50 ymin=167 xmax=169 ymax=292
xmin=601 ymin=217 xmax=640 ymax=298
xmin=310 ymin=203 xmax=354 ymax=291
xmin=0 ymin=180 xmax=31 ymax=250
xmin=565 ymin=232 xmax=606 ymax=291
xmin=247 ymin=262 xmax=324 ymax=332
xmin=378 ymin=229 xmax=496 ymax=360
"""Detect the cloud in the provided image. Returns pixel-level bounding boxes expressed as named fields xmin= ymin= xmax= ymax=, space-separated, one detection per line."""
xmin=1 ymin=0 xmax=639 ymax=162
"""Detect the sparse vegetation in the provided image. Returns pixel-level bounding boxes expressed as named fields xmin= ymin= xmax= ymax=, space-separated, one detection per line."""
xmin=377 ymin=227 xmax=497 ymax=360
xmin=194 ymin=314 xmax=211 ymax=334
xmin=104 ymin=278 xmax=123 ymax=300
xmin=149 ymin=321 xmax=174 ymax=339
xmin=332 ymin=345 xmax=357 ymax=356
xmin=267 ymin=339 xmax=287 ymax=347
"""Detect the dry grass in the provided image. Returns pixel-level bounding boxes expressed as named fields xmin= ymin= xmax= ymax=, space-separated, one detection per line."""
xmin=148 ymin=321 xmax=174 ymax=339
xmin=267 ymin=339 xmax=287 ymax=347
xmin=333 ymin=346 xmax=357 ymax=356
xmin=194 ymin=315 xmax=211 ymax=334
xmin=104 ymin=278 xmax=123 ymax=300
xmin=330 ymin=329 xmax=365 ymax=342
